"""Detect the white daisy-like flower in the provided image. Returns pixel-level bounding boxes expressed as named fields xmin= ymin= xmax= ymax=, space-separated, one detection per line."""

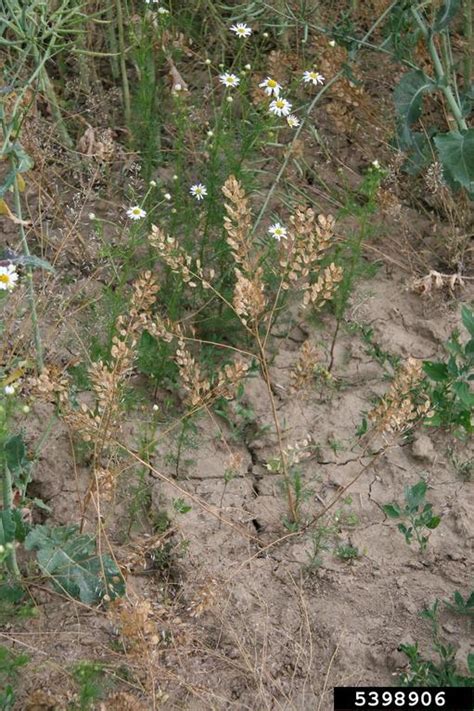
xmin=219 ymin=73 xmax=240 ymax=88
xmin=259 ymin=77 xmax=282 ymax=97
xmin=157 ymin=7 xmax=169 ymax=14
xmin=145 ymin=0 xmax=159 ymax=3
xmin=269 ymin=97 xmax=292 ymax=117
xmin=230 ymin=22 xmax=252 ymax=38
xmin=302 ymin=70 xmax=325 ymax=86
xmin=286 ymin=114 xmax=300 ymax=128
xmin=127 ymin=206 xmax=146 ymax=220
xmin=4 ymin=385 xmax=15 ymax=395
xmin=0 ymin=264 xmax=18 ymax=291
xmin=190 ymin=183 xmax=207 ymax=200
xmin=371 ymin=160 xmax=381 ymax=169
xmin=268 ymin=223 xmax=287 ymax=240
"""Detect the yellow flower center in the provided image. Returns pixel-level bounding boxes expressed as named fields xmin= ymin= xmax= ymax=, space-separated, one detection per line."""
xmin=0 ymin=275 xmax=9 ymax=285
xmin=268 ymin=79 xmax=277 ymax=87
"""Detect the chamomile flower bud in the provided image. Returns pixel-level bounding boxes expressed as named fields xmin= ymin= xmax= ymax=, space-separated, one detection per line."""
xmin=205 ymin=58 xmax=212 ymax=65
xmin=329 ymin=39 xmax=336 ymax=47
xmin=153 ymin=404 xmax=159 ymax=411
xmin=149 ymin=179 xmax=157 ymax=187
xmin=157 ymin=7 xmax=169 ymax=14
xmin=22 ymin=405 xmax=30 ymax=414
xmin=207 ymin=130 xmax=214 ymax=137
xmin=88 ymin=212 xmax=96 ymax=221
xmin=173 ymin=174 xmax=178 ymax=180
xmin=4 ymin=385 xmax=15 ymax=396
xmin=244 ymin=63 xmax=251 ymax=70
xmin=164 ymin=192 xmax=172 ymax=200
xmin=226 ymin=95 xmax=234 ymax=103
xmin=263 ymin=32 xmax=269 ymax=38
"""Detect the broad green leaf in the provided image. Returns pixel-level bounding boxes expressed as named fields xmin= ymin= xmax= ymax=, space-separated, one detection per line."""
xmin=10 ymin=142 xmax=34 ymax=174
xmin=0 ymin=580 xmax=25 ymax=604
xmin=394 ymin=70 xmax=435 ymax=126
xmin=394 ymin=125 xmax=432 ymax=175
xmin=406 ymin=480 xmax=427 ymax=509
xmin=383 ymin=504 xmax=401 ymax=518
xmin=19 ymin=254 xmax=54 ymax=272
xmin=0 ymin=253 xmax=54 ymax=272
xmin=433 ymin=0 xmax=461 ymax=31
xmin=423 ymin=361 xmax=449 ymax=382
xmin=453 ymin=380 xmax=474 ymax=408
xmin=4 ymin=434 xmax=26 ymax=473
xmin=468 ymin=653 xmax=474 ymax=675
xmin=434 ymin=129 xmax=474 ymax=194
xmin=0 ymin=510 xmax=16 ymax=546
xmin=461 ymin=306 xmax=474 ymax=337
xmin=426 ymin=515 xmax=441 ymax=530
xmin=0 ymin=169 xmax=17 ymax=199
xmin=25 ymin=525 xmax=125 ymax=605
xmin=460 ymin=85 xmax=474 ymax=117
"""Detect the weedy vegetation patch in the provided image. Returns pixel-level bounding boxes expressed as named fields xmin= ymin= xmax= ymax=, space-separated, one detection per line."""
xmin=0 ymin=0 xmax=472 ymax=708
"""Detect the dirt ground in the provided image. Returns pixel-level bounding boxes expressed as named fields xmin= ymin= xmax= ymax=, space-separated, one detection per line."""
xmin=5 ymin=261 xmax=471 ymax=710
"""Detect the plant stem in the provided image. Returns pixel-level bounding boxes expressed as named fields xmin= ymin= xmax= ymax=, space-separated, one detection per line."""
xmin=106 ymin=3 xmax=120 ymax=81
xmin=116 ymin=0 xmax=131 ymax=127
xmin=13 ymin=179 xmax=44 ymax=372
xmin=38 ymin=65 xmax=74 ymax=149
xmin=254 ymin=327 xmax=298 ymax=523
xmin=2 ymin=464 xmax=20 ymax=577
xmin=412 ymin=8 xmax=468 ymax=131
xmin=463 ymin=0 xmax=473 ymax=88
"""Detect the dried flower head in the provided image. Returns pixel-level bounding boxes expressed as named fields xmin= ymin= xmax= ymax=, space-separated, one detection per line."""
xmin=303 ymin=263 xmax=343 ymax=308
xmin=368 ymin=358 xmax=431 ymax=434
xmin=412 ymin=270 xmax=465 ymax=295
xmin=148 ymin=225 xmax=214 ymax=288
xmin=233 ymin=267 xmax=266 ymax=326
xmin=187 ymin=578 xmax=219 ymax=618
xmin=222 ymin=175 xmax=253 ymax=270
